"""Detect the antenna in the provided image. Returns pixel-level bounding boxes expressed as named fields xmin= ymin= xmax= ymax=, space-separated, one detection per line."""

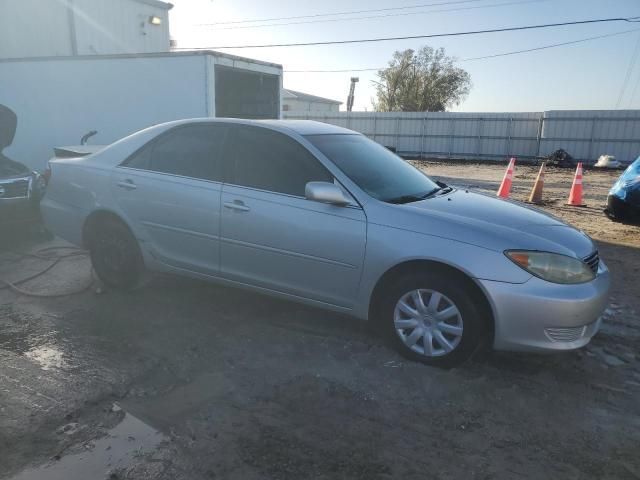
xmin=346 ymin=77 xmax=359 ymax=112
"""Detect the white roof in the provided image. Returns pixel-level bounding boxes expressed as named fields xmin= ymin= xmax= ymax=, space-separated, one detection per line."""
xmin=133 ymin=0 xmax=173 ymax=9
xmin=282 ymin=89 xmax=342 ymax=105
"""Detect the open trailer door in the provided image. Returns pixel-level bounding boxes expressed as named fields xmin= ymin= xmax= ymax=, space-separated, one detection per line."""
xmin=214 ymin=65 xmax=280 ymax=120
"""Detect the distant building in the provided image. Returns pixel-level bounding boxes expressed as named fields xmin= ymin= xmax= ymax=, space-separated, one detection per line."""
xmin=0 ymin=0 xmax=173 ymax=59
xmin=282 ymin=89 xmax=342 ymax=113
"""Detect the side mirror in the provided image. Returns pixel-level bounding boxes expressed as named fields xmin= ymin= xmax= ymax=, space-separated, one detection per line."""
xmin=305 ymin=181 xmax=350 ymax=206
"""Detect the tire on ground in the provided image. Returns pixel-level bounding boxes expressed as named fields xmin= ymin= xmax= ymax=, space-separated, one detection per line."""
xmin=376 ymin=271 xmax=488 ymax=368
xmin=87 ymin=216 xmax=146 ymax=290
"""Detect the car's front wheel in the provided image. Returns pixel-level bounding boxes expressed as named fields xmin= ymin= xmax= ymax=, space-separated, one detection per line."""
xmin=87 ymin=217 xmax=145 ymax=290
xmin=379 ymin=273 xmax=487 ymax=367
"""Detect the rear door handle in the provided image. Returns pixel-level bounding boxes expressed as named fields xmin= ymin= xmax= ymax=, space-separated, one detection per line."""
xmin=117 ymin=179 xmax=137 ymax=190
xmin=224 ymin=200 xmax=250 ymax=212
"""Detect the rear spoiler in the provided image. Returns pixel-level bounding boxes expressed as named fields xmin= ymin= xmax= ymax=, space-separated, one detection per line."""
xmin=53 ymin=145 xmax=106 ymax=159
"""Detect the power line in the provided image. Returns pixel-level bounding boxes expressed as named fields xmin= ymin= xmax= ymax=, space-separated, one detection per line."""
xmin=629 ymin=65 xmax=640 ymax=107
xmin=197 ymin=0 xmax=489 ymax=26
xmin=286 ymin=68 xmax=381 ymax=73
xmin=630 ymin=75 xmax=640 ymax=106
xmin=283 ymin=27 xmax=640 ymax=73
xmin=200 ymin=0 xmax=547 ymax=31
xmin=463 ymin=26 xmax=640 ymax=61
xmin=616 ymin=31 xmax=640 ymax=108
xmin=174 ymin=17 xmax=640 ymax=50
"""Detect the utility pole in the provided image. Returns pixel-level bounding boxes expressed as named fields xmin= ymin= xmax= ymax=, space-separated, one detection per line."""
xmin=346 ymin=77 xmax=359 ymax=112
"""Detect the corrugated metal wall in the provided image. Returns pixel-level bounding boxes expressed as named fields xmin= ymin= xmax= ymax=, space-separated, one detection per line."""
xmin=540 ymin=110 xmax=640 ymax=163
xmin=283 ymin=100 xmax=339 ymax=112
xmin=284 ymin=110 xmax=640 ymax=164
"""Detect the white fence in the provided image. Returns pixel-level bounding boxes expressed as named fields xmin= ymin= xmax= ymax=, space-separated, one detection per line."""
xmin=284 ymin=110 xmax=640 ymax=164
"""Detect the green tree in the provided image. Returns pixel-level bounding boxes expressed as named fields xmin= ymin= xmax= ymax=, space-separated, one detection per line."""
xmin=373 ymin=46 xmax=471 ymax=112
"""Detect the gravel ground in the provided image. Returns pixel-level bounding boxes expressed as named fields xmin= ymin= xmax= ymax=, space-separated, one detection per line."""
xmin=1 ymin=162 xmax=639 ymax=480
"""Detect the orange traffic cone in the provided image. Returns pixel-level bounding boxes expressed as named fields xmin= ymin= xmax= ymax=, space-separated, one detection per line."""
xmin=497 ymin=157 xmax=516 ymax=198
xmin=567 ymin=162 xmax=586 ymax=206
xmin=527 ymin=162 xmax=546 ymax=204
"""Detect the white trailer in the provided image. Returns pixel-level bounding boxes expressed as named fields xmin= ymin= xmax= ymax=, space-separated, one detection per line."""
xmin=0 ymin=51 xmax=282 ymax=171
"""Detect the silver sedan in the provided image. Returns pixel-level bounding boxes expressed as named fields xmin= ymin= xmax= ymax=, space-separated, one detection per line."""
xmin=41 ymin=119 xmax=610 ymax=367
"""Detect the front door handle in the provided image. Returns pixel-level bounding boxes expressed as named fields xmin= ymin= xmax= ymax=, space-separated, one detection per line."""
xmin=224 ymin=200 xmax=250 ymax=212
xmin=117 ymin=179 xmax=137 ymax=190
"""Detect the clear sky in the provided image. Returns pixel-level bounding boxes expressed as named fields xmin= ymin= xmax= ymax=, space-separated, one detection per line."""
xmin=168 ymin=0 xmax=640 ymax=112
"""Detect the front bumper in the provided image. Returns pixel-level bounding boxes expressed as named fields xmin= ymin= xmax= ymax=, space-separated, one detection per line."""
xmin=606 ymin=194 xmax=640 ymax=221
xmin=480 ymin=260 xmax=610 ymax=352
xmin=0 ymin=173 xmax=45 ymax=226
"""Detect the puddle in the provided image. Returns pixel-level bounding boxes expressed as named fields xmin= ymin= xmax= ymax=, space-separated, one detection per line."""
xmin=0 ymin=306 xmax=72 ymax=371
xmin=0 ymin=334 xmax=72 ymax=371
xmin=10 ymin=412 xmax=165 ymax=480
xmin=24 ymin=345 xmax=66 ymax=371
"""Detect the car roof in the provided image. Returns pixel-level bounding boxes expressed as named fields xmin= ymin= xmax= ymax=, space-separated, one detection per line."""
xmin=155 ymin=118 xmax=357 ymax=136
xmin=256 ymin=119 xmax=355 ymax=136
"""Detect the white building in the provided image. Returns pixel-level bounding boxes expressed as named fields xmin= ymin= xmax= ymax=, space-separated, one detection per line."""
xmin=0 ymin=0 xmax=283 ymax=171
xmin=282 ymin=89 xmax=342 ymax=113
xmin=0 ymin=0 xmax=172 ymax=59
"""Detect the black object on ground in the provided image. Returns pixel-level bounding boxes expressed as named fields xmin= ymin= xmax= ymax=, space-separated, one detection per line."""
xmin=544 ymin=149 xmax=576 ymax=168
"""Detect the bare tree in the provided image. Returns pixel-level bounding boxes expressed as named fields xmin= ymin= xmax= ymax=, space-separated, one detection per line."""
xmin=373 ymin=46 xmax=471 ymax=112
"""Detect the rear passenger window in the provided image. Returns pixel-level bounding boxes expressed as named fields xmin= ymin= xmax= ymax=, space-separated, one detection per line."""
xmin=124 ymin=141 xmax=152 ymax=170
xmin=228 ymin=125 xmax=332 ymax=196
xmin=151 ymin=125 xmax=226 ymax=181
xmin=123 ymin=124 xmax=226 ymax=182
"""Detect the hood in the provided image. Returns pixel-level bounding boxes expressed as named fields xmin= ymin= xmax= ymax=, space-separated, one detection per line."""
xmin=375 ymin=189 xmax=595 ymax=258
xmin=410 ymin=189 xmax=564 ymax=228
xmin=0 ymin=154 xmax=30 ymax=178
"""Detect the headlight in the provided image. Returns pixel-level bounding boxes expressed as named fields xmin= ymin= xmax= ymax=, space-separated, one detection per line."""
xmin=505 ymin=250 xmax=595 ymax=284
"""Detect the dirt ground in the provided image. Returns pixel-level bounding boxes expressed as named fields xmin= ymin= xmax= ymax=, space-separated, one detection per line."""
xmin=1 ymin=162 xmax=639 ymax=480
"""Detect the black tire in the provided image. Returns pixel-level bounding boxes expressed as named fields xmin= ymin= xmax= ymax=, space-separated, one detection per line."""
xmin=87 ymin=217 xmax=145 ymax=290
xmin=376 ymin=272 xmax=487 ymax=368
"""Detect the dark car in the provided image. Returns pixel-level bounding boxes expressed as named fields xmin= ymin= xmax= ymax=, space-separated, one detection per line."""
xmin=0 ymin=104 xmax=46 ymax=228
xmin=0 ymin=156 xmax=46 ymax=227
xmin=605 ymin=157 xmax=640 ymax=223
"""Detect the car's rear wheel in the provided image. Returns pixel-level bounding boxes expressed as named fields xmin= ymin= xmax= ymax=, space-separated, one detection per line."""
xmin=379 ymin=273 xmax=487 ymax=367
xmin=88 ymin=217 xmax=145 ymax=290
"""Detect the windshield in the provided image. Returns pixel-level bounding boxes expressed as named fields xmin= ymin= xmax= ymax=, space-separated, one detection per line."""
xmin=306 ymin=134 xmax=439 ymax=203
